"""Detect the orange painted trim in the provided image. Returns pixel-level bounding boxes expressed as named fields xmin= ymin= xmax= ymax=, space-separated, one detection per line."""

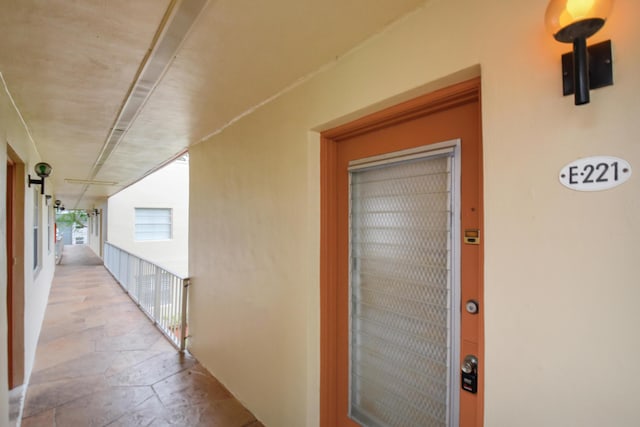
xmin=320 ymin=137 xmax=338 ymax=427
xmin=320 ymin=77 xmax=484 ymax=427
xmin=6 ymin=146 xmax=26 ymax=389
xmin=322 ymin=78 xmax=481 ymax=142
xmin=6 ymin=159 xmax=14 ymax=389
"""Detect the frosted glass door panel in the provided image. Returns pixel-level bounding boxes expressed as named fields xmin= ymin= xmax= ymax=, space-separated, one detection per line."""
xmin=349 ymin=151 xmax=455 ymax=427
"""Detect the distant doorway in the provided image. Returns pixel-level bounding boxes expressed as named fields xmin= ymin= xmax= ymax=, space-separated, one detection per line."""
xmin=6 ymin=147 xmax=25 ymax=389
xmin=6 ymin=158 xmax=14 ymax=388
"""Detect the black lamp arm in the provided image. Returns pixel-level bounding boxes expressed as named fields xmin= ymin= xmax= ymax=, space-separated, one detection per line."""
xmin=573 ymin=37 xmax=590 ymax=105
xmin=28 ymin=175 xmax=46 ymax=195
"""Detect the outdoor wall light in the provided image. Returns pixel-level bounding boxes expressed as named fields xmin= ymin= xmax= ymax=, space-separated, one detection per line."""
xmin=545 ymin=0 xmax=614 ymax=105
xmin=93 ymin=209 xmax=100 ymax=216
xmin=28 ymin=162 xmax=53 ymax=195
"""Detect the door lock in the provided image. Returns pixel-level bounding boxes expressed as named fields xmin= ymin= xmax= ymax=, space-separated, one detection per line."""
xmin=461 ymin=355 xmax=478 ymax=394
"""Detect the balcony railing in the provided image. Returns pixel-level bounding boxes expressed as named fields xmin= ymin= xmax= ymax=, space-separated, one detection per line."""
xmin=103 ymin=242 xmax=189 ymax=351
xmin=54 ymin=237 xmax=64 ymax=264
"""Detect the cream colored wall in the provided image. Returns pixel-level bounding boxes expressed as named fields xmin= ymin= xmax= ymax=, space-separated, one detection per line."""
xmin=0 ymin=75 xmax=56 ymax=424
xmin=189 ymin=1 xmax=640 ymax=426
xmin=107 ymin=159 xmax=189 ymax=277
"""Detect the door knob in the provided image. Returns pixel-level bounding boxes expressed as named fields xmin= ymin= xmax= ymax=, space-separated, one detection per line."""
xmin=461 ymin=355 xmax=478 ymax=393
xmin=461 ymin=355 xmax=478 ymax=374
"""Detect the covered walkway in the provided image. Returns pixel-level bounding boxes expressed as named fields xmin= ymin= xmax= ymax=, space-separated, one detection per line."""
xmin=20 ymin=245 xmax=262 ymax=426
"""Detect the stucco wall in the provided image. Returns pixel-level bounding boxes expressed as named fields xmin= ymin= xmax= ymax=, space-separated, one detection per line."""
xmin=189 ymin=1 xmax=640 ymax=426
xmin=107 ymin=159 xmax=189 ymax=277
xmin=0 ymin=74 xmax=56 ymax=424
xmin=87 ymin=201 xmax=107 ymax=259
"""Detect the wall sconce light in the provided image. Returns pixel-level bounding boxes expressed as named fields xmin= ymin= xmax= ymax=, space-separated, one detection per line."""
xmin=545 ymin=0 xmax=614 ymax=105
xmin=28 ymin=162 xmax=53 ymax=195
xmin=93 ymin=209 xmax=100 ymax=216
xmin=54 ymin=199 xmax=65 ymax=212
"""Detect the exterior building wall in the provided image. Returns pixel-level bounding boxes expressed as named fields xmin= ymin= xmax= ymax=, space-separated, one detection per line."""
xmin=86 ymin=200 xmax=108 ymax=259
xmin=107 ymin=158 xmax=188 ymax=277
xmin=0 ymin=75 xmax=56 ymax=424
xmin=188 ymin=1 xmax=640 ymax=426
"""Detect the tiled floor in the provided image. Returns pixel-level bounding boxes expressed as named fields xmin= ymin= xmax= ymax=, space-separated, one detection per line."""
xmin=21 ymin=245 xmax=263 ymax=427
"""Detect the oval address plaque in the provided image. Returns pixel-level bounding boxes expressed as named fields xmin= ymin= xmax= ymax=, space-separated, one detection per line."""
xmin=559 ymin=156 xmax=632 ymax=192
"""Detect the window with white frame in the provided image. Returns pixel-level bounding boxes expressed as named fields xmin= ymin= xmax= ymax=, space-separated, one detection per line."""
xmin=47 ymin=203 xmax=52 ymax=254
xmin=33 ymin=190 xmax=41 ymax=270
xmin=135 ymin=208 xmax=172 ymax=241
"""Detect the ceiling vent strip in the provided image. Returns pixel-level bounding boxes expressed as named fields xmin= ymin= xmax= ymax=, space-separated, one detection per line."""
xmin=75 ymin=0 xmax=209 ymax=207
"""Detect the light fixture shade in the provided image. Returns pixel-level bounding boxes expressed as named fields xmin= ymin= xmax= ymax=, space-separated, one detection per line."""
xmin=34 ymin=162 xmax=53 ymax=178
xmin=545 ymin=0 xmax=613 ymax=42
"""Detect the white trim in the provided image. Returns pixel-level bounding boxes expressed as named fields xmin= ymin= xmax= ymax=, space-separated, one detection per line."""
xmin=348 ymin=139 xmax=459 ymax=171
xmin=0 ymin=72 xmax=41 ymax=158
xmin=449 ymin=140 xmax=462 ymax=427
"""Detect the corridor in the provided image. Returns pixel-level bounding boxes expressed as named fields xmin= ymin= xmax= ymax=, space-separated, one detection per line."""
xmin=20 ymin=245 xmax=263 ymax=427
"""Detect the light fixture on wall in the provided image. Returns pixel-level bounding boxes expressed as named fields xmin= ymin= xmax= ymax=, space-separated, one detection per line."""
xmin=28 ymin=162 xmax=53 ymax=195
xmin=54 ymin=199 xmax=65 ymax=212
xmin=545 ymin=0 xmax=614 ymax=105
xmin=93 ymin=209 xmax=100 ymax=216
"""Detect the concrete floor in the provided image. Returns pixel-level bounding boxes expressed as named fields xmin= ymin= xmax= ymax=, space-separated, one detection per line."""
xmin=20 ymin=245 xmax=263 ymax=427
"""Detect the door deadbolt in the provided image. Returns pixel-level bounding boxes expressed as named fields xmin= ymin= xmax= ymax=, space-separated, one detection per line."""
xmin=465 ymin=299 xmax=479 ymax=314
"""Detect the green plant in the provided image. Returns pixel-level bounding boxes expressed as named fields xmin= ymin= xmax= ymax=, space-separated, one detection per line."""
xmin=163 ymin=314 xmax=182 ymax=329
xmin=56 ymin=210 xmax=88 ymax=229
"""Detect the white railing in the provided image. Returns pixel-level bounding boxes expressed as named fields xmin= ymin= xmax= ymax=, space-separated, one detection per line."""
xmin=103 ymin=242 xmax=189 ymax=351
xmin=55 ymin=237 xmax=64 ymax=264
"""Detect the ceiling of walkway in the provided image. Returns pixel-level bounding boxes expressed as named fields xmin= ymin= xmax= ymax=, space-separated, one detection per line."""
xmin=0 ymin=0 xmax=426 ymax=209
